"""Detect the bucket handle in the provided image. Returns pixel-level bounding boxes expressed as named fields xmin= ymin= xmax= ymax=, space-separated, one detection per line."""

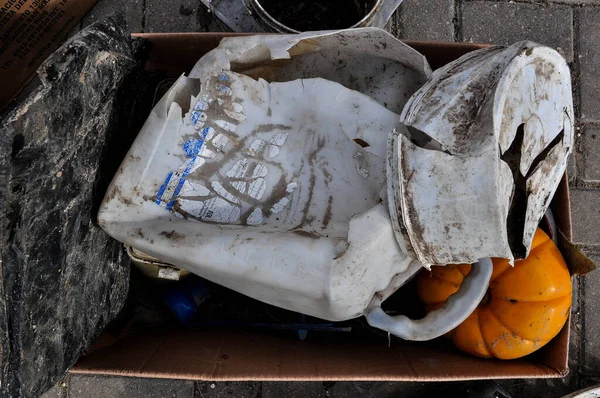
xmin=365 ymin=258 xmax=493 ymax=341
xmin=370 ymin=0 xmax=406 ymax=29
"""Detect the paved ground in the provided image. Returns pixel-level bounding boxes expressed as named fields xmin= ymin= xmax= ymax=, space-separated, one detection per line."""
xmin=43 ymin=0 xmax=600 ymax=396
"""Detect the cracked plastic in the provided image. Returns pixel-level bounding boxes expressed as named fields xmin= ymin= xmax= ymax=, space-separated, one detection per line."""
xmin=391 ymin=41 xmax=574 ymax=267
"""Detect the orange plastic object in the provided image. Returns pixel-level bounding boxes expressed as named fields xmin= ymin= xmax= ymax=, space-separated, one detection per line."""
xmin=416 ymin=228 xmax=572 ymax=360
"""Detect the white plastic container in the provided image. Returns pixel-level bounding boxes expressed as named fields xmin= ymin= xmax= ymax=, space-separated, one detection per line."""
xmin=98 ymin=66 xmax=492 ymax=339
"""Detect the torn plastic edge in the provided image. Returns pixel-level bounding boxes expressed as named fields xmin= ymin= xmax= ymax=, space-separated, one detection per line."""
xmin=189 ymin=28 xmax=432 ymax=85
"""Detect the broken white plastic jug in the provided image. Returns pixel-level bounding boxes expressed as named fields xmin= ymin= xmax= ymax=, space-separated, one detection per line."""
xmin=98 ymin=29 xmax=493 ymax=341
xmin=389 ymin=41 xmax=574 ymax=267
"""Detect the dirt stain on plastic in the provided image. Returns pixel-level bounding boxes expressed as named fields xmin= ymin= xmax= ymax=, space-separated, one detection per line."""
xmin=322 ymin=195 xmax=333 ymax=228
xmin=160 ymin=230 xmax=184 ymax=241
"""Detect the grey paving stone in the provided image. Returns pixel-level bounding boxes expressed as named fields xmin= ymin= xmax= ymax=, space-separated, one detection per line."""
xmin=263 ymin=382 xmax=323 ymax=398
xmin=330 ymin=381 xmax=568 ymax=397
xmin=82 ymin=0 xmax=144 ymax=32
xmin=69 ymin=375 xmax=194 ymax=398
xmin=145 ymin=0 xmax=221 ymax=33
xmin=41 ymin=378 xmax=68 ymax=398
xmin=461 ymin=2 xmax=573 ymax=61
xmin=194 ymin=381 xmax=261 ymax=398
xmin=581 ymin=126 xmax=600 ymax=182
xmin=325 ymin=381 xmax=448 ymax=397
xmin=583 ymin=255 xmax=600 ymax=374
xmin=579 ymin=8 xmax=600 ymax=122
xmin=390 ymin=0 xmax=455 ymax=42
xmin=506 ymin=378 xmax=577 ymax=398
xmin=569 ymin=189 xmax=600 ymax=246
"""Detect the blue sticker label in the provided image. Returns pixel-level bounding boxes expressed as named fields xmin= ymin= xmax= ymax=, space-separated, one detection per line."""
xmin=183 ymin=138 xmax=204 ymax=157
xmin=155 ymin=110 xmax=216 ymax=210
xmin=166 ymin=177 xmax=186 ymax=210
xmin=216 ymin=84 xmax=232 ymax=95
xmin=201 ymin=126 xmax=210 ymax=139
xmin=191 ymin=111 xmax=200 ymax=125
xmin=194 ymin=99 xmax=209 ymax=111
xmin=182 ymin=158 xmax=197 ymax=177
xmin=156 ymin=172 xmax=174 ymax=205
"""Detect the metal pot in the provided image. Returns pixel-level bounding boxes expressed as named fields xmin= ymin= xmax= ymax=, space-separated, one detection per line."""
xmin=248 ymin=0 xmax=404 ymax=33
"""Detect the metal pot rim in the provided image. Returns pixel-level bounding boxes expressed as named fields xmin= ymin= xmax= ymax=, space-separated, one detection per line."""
xmin=249 ymin=0 xmax=384 ymax=33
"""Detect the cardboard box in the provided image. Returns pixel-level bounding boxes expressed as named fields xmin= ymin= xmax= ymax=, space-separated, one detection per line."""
xmin=70 ymin=33 xmax=574 ymax=381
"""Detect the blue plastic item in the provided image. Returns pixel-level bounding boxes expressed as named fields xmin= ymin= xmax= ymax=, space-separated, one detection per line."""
xmin=163 ymin=277 xmax=210 ymax=325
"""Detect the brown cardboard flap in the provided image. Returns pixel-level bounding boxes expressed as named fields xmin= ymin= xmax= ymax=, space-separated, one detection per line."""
xmin=72 ymin=329 xmax=561 ymax=381
xmin=132 ymin=33 xmax=491 ymax=76
xmin=552 ymin=174 xmax=573 ymax=242
xmin=536 ymin=316 xmax=570 ymax=376
xmin=404 ymin=40 xmax=492 ymax=69
xmin=559 ymin=231 xmax=597 ymax=276
xmin=132 ymin=32 xmax=254 ymax=77
xmin=0 ymin=0 xmax=98 ymax=111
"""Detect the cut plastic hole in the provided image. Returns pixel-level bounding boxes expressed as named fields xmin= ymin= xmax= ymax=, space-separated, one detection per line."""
xmin=353 ymin=138 xmax=370 ymax=148
xmin=406 ymin=126 xmax=449 ymax=153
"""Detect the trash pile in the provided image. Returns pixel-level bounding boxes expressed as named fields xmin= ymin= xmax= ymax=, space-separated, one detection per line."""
xmin=1 ymin=4 xmax=595 ymax=394
xmin=99 ymin=29 xmax=575 ymax=352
